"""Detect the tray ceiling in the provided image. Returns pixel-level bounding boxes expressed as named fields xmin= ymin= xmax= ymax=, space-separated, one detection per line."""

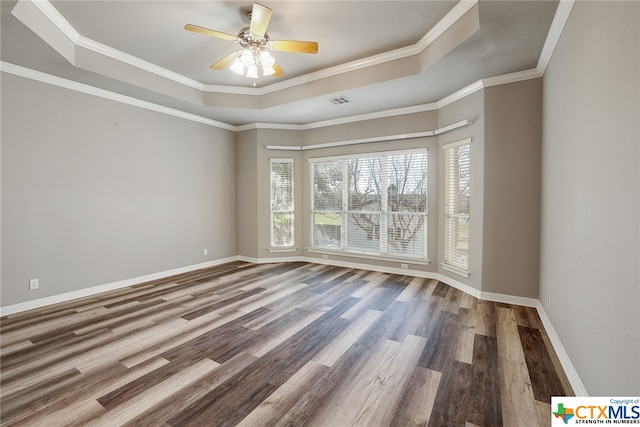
xmin=1 ymin=0 xmax=559 ymax=126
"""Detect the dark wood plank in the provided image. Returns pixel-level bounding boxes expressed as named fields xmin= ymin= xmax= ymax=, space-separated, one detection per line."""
xmin=122 ymin=352 xmax=259 ymax=427
xmin=432 ymin=281 xmax=450 ymax=297
xmin=417 ymin=310 xmax=460 ymax=371
xmin=429 ymin=360 xmax=472 ymax=427
xmin=181 ymin=287 xmax=266 ymax=320
xmin=466 ymin=334 xmax=502 ymax=426
xmin=518 ymin=325 xmax=567 ymax=402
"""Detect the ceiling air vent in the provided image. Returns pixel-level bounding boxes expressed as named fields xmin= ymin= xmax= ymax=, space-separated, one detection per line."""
xmin=327 ymin=96 xmax=350 ymax=105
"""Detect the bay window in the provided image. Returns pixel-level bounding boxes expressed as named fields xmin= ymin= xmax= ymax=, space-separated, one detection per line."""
xmin=270 ymin=158 xmax=294 ymax=250
xmin=443 ymin=139 xmax=471 ymax=275
xmin=310 ymin=149 xmax=428 ymax=261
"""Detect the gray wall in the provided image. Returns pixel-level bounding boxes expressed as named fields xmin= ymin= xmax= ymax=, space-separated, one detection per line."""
xmin=1 ymin=72 xmax=547 ymax=309
xmin=1 ymin=73 xmax=237 ymax=306
xmin=437 ymin=90 xmax=485 ymax=291
xmin=235 ymin=129 xmax=259 ymax=259
xmin=303 ymin=111 xmax=440 ymax=146
xmin=483 ymin=79 xmax=542 ymax=298
xmin=540 ymin=1 xmax=639 ymax=394
xmin=236 ymin=128 xmax=304 ymax=260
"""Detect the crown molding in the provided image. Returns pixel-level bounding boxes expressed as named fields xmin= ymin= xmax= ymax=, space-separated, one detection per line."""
xmin=10 ymin=0 xmax=570 ymax=120
xmin=481 ymin=68 xmax=543 ymax=88
xmin=0 ymin=62 xmax=236 ymax=131
xmin=417 ymin=0 xmax=478 ymax=50
xmin=251 ymin=0 xmax=479 ymax=96
xmin=436 ymin=80 xmax=484 ymax=109
xmin=236 ymin=103 xmax=441 ymax=132
xmin=16 ymin=0 xmax=478 ymax=98
xmin=537 ymin=0 xmax=576 ymax=74
xmin=236 ymin=123 xmax=305 ymax=132
xmin=76 ymin=36 xmax=206 ymax=92
xmin=266 ymin=119 xmax=472 ymax=151
xmin=307 ymin=103 xmax=441 ymax=130
xmin=28 ymin=0 xmax=80 ymax=43
xmin=26 ymin=0 xmax=208 ymax=92
xmin=2 ymin=61 xmax=543 ymax=133
xmin=2 ymin=60 xmax=445 ymax=132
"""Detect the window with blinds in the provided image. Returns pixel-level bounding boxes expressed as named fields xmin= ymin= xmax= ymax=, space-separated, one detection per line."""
xmin=443 ymin=139 xmax=471 ymax=275
xmin=270 ymin=158 xmax=294 ymax=249
xmin=310 ymin=149 xmax=428 ymax=260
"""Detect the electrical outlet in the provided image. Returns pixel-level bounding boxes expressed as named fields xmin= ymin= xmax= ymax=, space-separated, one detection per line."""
xmin=547 ymin=293 xmax=552 ymax=308
xmin=29 ymin=279 xmax=39 ymax=290
xmin=322 ymin=254 xmax=329 ymax=259
xmin=203 ymin=248 xmax=208 ymax=255
xmin=400 ymin=263 xmax=409 ymax=269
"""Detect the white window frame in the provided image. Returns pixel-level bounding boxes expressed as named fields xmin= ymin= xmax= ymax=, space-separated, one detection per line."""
xmin=309 ymin=148 xmax=429 ymax=262
xmin=442 ymin=138 xmax=471 ymax=277
xmin=269 ymin=158 xmax=295 ymax=251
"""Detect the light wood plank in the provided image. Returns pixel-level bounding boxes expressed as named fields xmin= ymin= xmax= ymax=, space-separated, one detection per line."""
xmin=5 ymin=357 xmax=168 ymax=426
xmin=309 ymin=334 xmax=426 ymax=427
xmin=390 ymin=366 xmax=441 ymax=427
xmin=85 ymin=358 xmax=219 ymax=426
xmin=313 ymin=309 xmax=382 ymax=367
xmin=496 ymin=307 xmax=540 ymax=426
xmin=236 ymin=360 xmax=328 ymax=427
xmin=395 ymin=277 xmax=426 ymax=302
xmin=250 ymin=309 xmax=327 ymax=357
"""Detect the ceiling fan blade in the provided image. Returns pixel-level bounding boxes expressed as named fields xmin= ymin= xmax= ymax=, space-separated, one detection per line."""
xmin=272 ymin=62 xmax=285 ymax=77
xmin=270 ymin=40 xmax=319 ymax=54
xmin=184 ymin=24 xmax=237 ymax=42
xmin=249 ymin=3 xmax=272 ymax=38
xmin=210 ymin=50 xmax=242 ymax=70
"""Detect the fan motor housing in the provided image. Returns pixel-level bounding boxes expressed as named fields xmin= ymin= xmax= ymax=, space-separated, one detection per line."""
xmin=237 ymin=27 xmax=270 ymax=50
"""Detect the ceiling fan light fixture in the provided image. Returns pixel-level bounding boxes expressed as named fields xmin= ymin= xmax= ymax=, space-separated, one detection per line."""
xmin=186 ymin=3 xmax=318 ymax=82
xmin=230 ymin=58 xmax=245 ymax=75
xmin=229 ymin=48 xmax=277 ymax=78
xmin=246 ymin=64 xmax=259 ymax=79
xmin=260 ymin=51 xmax=276 ymax=76
xmin=240 ymin=50 xmax=255 ymax=67
xmin=262 ymin=65 xmax=275 ymax=76
xmin=260 ymin=51 xmax=275 ymax=66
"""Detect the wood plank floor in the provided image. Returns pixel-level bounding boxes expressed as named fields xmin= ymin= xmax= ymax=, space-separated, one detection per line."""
xmin=0 ymin=262 xmax=574 ymax=426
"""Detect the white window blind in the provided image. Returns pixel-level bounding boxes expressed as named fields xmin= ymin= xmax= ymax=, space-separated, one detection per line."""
xmin=270 ymin=158 xmax=294 ymax=249
xmin=443 ymin=139 xmax=471 ymax=274
xmin=310 ymin=149 xmax=428 ymax=260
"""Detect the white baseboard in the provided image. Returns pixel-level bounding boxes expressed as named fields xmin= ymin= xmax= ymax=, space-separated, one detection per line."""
xmin=240 ymin=254 xmax=538 ymax=305
xmin=534 ymin=301 xmax=589 ymax=396
xmin=479 ymin=290 xmax=539 ymax=307
xmin=0 ymin=254 xmax=587 ymax=397
xmin=0 ymin=256 xmax=238 ymax=316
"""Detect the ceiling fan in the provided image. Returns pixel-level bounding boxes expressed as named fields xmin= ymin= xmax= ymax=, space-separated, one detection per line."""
xmin=185 ymin=3 xmax=319 ymax=79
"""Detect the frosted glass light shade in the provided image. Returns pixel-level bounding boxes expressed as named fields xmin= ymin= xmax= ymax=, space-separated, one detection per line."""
xmin=230 ymin=58 xmax=245 ymax=75
xmin=246 ymin=64 xmax=259 ymax=79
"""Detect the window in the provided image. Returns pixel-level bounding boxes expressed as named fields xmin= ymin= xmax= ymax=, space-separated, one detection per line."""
xmin=443 ymin=139 xmax=471 ymax=275
xmin=310 ymin=149 xmax=428 ymax=260
xmin=270 ymin=158 xmax=294 ymax=250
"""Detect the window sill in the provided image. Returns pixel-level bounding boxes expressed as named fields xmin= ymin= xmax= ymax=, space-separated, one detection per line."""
xmin=308 ymin=247 xmax=430 ymax=266
xmin=269 ymin=247 xmax=297 ymax=253
xmin=441 ymin=263 xmax=470 ymax=278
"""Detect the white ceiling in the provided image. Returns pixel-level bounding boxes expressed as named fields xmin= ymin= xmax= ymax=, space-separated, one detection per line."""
xmin=1 ymin=0 xmax=559 ymax=126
